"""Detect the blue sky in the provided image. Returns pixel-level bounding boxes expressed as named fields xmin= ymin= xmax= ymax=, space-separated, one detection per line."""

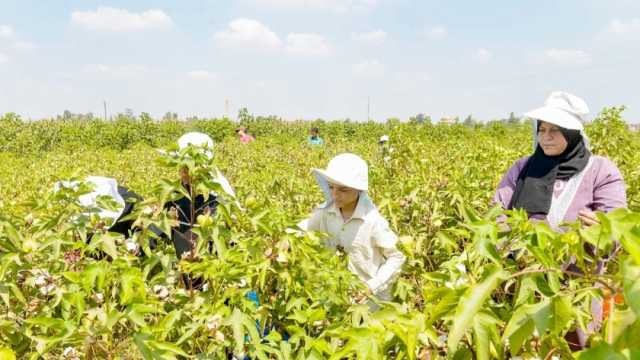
xmin=1 ymin=0 xmax=639 ymax=122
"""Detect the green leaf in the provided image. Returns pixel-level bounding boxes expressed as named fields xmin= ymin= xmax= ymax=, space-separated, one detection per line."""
xmin=148 ymin=340 xmax=190 ymax=358
xmin=623 ymin=258 xmax=640 ymax=317
xmin=0 ymin=347 xmax=16 ymax=360
xmin=548 ymin=296 xmax=573 ymax=335
xmin=329 ymin=327 xmax=383 ymax=360
xmin=503 ymin=296 xmax=573 ymax=355
xmin=609 ymin=309 xmax=640 ymax=348
xmin=472 ymin=312 xmax=500 ymax=360
xmin=119 ymin=268 xmax=146 ymax=305
xmin=576 ymin=342 xmax=626 ymax=360
xmin=447 ymin=265 xmax=506 ymax=353
xmin=426 ymin=288 xmax=461 ymax=324
xmin=89 ymin=232 xmax=120 ymax=259
xmin=0 ymin=222 xmax=23 ymax=252
xmin=81 ymin=263 xmax=107 ymax=292
xmin=230 ymin=308 xmax=246 ymax=357
xmin=619 ymin=225 xmax=640 ymax=265
xmin=503 ymin=304 xmax=535 ymax=355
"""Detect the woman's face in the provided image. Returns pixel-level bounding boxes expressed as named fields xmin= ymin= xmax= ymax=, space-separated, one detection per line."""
xmin=537 ymin=121 xmax=568 ymax=156
xmin=328 ymin=182 xmax=359 ymax=209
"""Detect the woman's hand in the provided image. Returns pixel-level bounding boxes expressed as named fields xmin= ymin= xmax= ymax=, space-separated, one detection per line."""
xmin=578 ymin=209 xmax=599 ymax=227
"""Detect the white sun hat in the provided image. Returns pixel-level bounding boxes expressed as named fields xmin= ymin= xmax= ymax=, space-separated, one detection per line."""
xmin=79 ymin=176 xmax=126 ymax=222
xmin=177 ymin=132 xmax=236 ymax=198
xmin=312 ymin=153 xmax=369 ymax=197
xmin=525 ymin=91 xmax=591 ymax=149
xmin=379 ymin=135 xmax=390 ymax=143
xmin=524 ymin=91 xmax=589 ymax=131
xmin=178 ymin=132 xmax=214 ymax=158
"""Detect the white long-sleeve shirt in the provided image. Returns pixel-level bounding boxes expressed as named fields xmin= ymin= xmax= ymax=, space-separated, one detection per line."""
xmin=300 ymin=195 xmax=406 ymax=299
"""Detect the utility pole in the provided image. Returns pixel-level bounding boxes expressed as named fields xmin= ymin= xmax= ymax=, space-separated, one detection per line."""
xmin=103 ymin=100 xmax=107 ymax=121
xmin=224 ymin=98 xmax=230 ymax=119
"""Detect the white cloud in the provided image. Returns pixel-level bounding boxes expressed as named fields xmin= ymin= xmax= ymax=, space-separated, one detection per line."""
xmin=252 ymin=0 xmax=377 ymax=13
xmin=351 ymin=30 xmax=388 ymax=44
xmin=0 ymin=25 xmax=14 ymax=38
xmin=13 ymin=41 xmax=36 ymax=51
xmin=285 ymin=33 xmax=332 ymax=56
xmin=427 ymin=26 xmax=447 ymax=40
xmin=187 ymin=70 xmax=218 ymax=80
xmin=0 ymin=52 xmax=9 ymax=64
xmin=543 ymin=48 xmax=591 ymax=65
xmin=71 ymin=7 xmax=173 ymax=32
xmin=607 ymin=18 xmax=640 ymax=35
xmin=83 ymin=64 xmax=111 ymax=73
xmin=213 ymin=18 xmax=282 ymax=50
xmin=353 ymin=59 xmax=386 ymax=77
xmin=474 ymin=48 xmax=493 ymax=63
xmin=82 ymin=64 xmax=150 ymax=76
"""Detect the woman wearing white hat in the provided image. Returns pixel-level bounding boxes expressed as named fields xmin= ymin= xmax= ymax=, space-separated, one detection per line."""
xmin=55 ymin=176 xmax=163 ymax=255
xmin=300 ymin=153 xmax=406 ymax=302
xmin=165 ymin=132 xmax=235 ymax=263
xmin=494 ymin=91 xmax=627 ymax=229
xmin=493 ymin=91 xmax=627 ymax=349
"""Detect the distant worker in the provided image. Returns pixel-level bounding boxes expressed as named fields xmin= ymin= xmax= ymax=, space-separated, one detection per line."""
xmin=378 ymin=135 xmax=393 ymax=162
xmin=236 ymin=126 xmax=255 ymax=144
xmin=308 ymin=127 xmax=324 ymax=146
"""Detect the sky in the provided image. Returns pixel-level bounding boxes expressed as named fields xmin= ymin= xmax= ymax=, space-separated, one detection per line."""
xmin=1 ymin=0 xmax=639 ymax=123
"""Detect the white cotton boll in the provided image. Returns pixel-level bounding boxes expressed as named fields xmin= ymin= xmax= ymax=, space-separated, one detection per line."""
xmin=276 ymin=253 xmax=288 ymax=264
xmin=39 ymin=284 xmax=56 ymax=296
xmin=455 ymin=263 xmax=467 ymax=274
xmin=125 ymin=238 xmax=139 ymax=254
xmin=153 ymin=285 xmax=169 ymax=299
xmin=92 ymin=292 xmax=105 ymax=305
xmin=455 ymin=277 xmax=467 ymax=287
xmin=142 ymin=206 xmax=153 ymax=216
xmin=280 ymin=240 xmax=290 ymax=251
xmin=62 ymin=347 xmax=80 ymax=360
xmin=33 ymin=269 xmax=51 ymax=287
xmin=238 ymin=278 xmax=247 ymax=288
xmin=166 ymin=275 xmax=177 ymax=285
xmin=34 ymin=275 xmax=48 ymax=287
xmin=214 ymin=330 xmax=225 ymax=342
xmin=207 ymin=315 xmax=222 ymax=331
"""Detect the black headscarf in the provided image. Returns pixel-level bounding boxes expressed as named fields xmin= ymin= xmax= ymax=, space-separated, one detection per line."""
xmin=510 ymin=121 xmax=591 ymax=215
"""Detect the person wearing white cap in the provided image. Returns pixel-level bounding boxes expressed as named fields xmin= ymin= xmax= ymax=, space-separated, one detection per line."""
xmin=493 ymin=91 xmax=626 ymax=230
xmin=299 ymin=153 xmax=406 ymax=303
xmin=378 ymin=135 xmax=393 ymax=163
xmin=164 ymin=132 xmax=236 ymax=264
xmin=55 ymin=176 xmax=163 ymax=254
xmin=493 ymin=92 xmax=627 ymax=349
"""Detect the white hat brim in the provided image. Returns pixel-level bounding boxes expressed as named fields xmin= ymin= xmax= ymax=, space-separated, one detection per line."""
xmin=524 ymin=106 xmax=583 ymax=131
xmin=311 ymin=168 xmax=368 ymax=192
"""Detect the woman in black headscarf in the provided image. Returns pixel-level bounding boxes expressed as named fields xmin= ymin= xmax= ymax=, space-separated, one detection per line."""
xmin=494 ymin=91 xmax=626 ymax=230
